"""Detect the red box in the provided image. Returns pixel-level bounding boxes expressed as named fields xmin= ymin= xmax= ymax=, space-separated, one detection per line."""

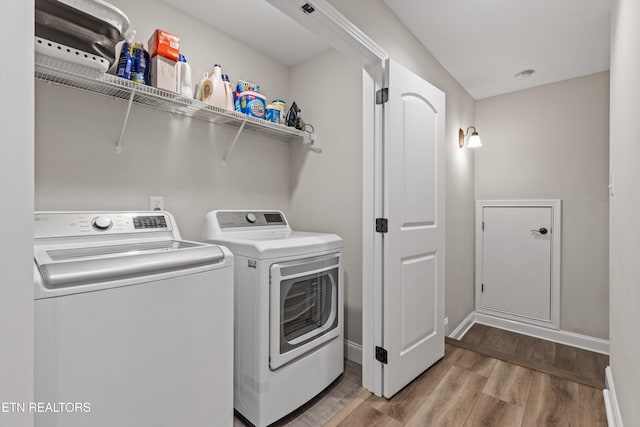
xmin=148 ymin=29 xmax=180 ymax=61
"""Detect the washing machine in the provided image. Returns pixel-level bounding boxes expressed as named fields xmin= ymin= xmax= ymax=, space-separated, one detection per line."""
xmin=33 ymin=211 xmax=234 ymax=427
xmin=202 ymin=210 xmax=343 ymax=427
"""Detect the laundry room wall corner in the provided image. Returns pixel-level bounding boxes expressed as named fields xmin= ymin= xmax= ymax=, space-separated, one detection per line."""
xmin=288 ymin=48 xmax=364 ymax=348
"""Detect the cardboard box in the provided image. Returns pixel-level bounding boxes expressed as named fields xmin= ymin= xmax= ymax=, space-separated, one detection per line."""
xmin=148 ymin=29 xmax=180 ymax=61
xmin=150 ymin=55 xmax=177 ymax=92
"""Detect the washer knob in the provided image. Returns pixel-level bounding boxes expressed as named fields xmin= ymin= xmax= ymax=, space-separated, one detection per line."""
xmin=92 ymin=216 xmax=112 ymax=230
xmin=246 ymin=213 xmax=257 ymax=224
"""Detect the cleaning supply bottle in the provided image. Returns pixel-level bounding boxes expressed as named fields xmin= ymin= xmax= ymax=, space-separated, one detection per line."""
xmin=115 ymin=42 xmax=133 ymax=80
xmin=222 ymin=74 xmax=234 ymax=111
xmin=112 ymin=30 xmax=135 ymax=78
xmin=196 ymin=72 xmax=209 ymax=101
xmin=131 ymin=43 xmax=150 ymax=85
xmin=176 ymin=54 xmax=193 ymax=98
xmin=208 ymin=64 xmax=227 ymax=109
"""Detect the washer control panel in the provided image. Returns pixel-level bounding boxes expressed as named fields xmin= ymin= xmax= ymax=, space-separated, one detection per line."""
xmin=34 ymin=212 xmax=173 ymax=238
xmin=217 ymin=211 xmax=287 ymax=228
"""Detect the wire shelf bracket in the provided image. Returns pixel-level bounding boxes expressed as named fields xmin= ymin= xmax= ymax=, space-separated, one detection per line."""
xmin=115 ymin=90 xmax=135 ymax=154
xmin=222 ymin=119 xmax=247 ymax=166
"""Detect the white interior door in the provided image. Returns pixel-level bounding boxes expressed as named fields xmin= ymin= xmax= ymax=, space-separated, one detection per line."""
xmin=477 ymin=201 xmax=561 ymax=328
xmin=382 ymin=59 xmax=445 ymax=398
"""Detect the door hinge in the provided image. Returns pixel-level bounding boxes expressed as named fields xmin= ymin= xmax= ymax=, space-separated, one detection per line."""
xmin=376 ymin=218 xmax=388 ymax=233
xmin=482 ymin=221 xmax=485 ymax=231
xmin=375 ymin=346 xmax=388 ymax=364
xmin=376 ymin=88 xmax=389 ymax=104
xmin=481 ymin=283 xmax=484 ymax=293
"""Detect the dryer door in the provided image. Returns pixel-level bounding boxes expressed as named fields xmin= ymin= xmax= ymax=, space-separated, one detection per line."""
xmin=269 ymin=252 xmax=341 ymax=370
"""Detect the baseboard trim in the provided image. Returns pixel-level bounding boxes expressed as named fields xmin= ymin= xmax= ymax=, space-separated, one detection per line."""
xmin=448 ymin=311 xmax=476 ymax=339
xmin=344 ymin=339 xmax=362 ymax=365
xmin=474 ymin=313 xmax=609 ymax=355
xmin=604 ymin=366 xmax=623 ymax=427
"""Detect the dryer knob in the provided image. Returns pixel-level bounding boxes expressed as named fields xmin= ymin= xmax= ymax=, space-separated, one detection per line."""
xmin=246 ymin=213 xmax=257 ymax=224
xmin=92 ymin=216 xmax=112 ymax=230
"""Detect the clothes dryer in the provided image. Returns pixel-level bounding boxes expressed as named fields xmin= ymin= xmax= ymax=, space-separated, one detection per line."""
xmin=203 ymin=210 xmax=343 ymax=427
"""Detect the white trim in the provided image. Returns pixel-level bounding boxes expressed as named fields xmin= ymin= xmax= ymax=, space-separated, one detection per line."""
xmin=361 ymin=63 xmax=386 ymax=397
xmin=604 ymin=366 xmax=624 ymax=427
xmin=448 ymin=312 xmax=476 ymax=340
xmin=360 ymin=69 xmax=374 ymax=391
xmin=369 ymin=60 xmax=387 ymax=398
xmin=344 ymin=339 xmax=363 ymax=365
xmin=474 ymin=312 xmax=609 ymax=355
xmin=475 ymin=200 xmax=562 ymax=330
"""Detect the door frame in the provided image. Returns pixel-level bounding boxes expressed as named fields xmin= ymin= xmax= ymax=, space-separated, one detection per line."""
xmin=475 ymin=199 xmax=562 ymax=329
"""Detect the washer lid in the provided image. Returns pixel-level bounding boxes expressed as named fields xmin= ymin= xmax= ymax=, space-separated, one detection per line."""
xmin=206 ymin=230 xmax=342 ymax=259
xmin=35 ymin=240 xmax=225 ymax=289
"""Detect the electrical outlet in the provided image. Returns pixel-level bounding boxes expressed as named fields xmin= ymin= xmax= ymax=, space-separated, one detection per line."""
xmin=149 ymin=196 xmax=164 ymax=211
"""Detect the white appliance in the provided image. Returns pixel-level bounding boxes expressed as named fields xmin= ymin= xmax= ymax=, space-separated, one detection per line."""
xmin=202 ymin=210 xmax=344 ymax=427
xmin=33 ymin=211 xmax=234 ymax=427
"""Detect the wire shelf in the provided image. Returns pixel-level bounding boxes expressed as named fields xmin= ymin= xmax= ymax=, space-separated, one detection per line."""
xmin=34 ymin=53 xmax=311 ymax=152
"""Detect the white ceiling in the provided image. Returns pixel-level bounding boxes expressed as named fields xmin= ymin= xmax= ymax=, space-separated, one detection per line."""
xmin=161 ymin=0 xmax=329 ymax=67
xmin=384 ymin=0 xmax=612 ymax=99
xmin=163 ymin=0 xmax=611 ymax=99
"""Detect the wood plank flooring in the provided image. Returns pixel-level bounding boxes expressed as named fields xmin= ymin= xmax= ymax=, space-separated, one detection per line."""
xmin=457 ymin=324 xmax=609 ymax=389
xmin=331 ymin=344 xmax=607 ymax=427
xmin=234 ymin=325 xmax=608 ymax=426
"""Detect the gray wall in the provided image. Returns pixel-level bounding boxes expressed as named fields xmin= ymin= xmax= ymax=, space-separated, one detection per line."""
xmin=1 ymin=1 xmax=34 ymax=425
xmin=35 ymin=0 xmax=293 ymax=240
xmin=108 ymin=0 xmax=291 ymax=107
xmin=475 ymin=72 xmax=610 ymax=339
xmin=610 ymin=0 xmax=640 ymax=424
xmin=288 ymin=49 xmax=364 ymax=345
xmin=331 ymin=0 xmax=477 ymax=335
xmin=36 ymin=0 xmax=477 ymax=350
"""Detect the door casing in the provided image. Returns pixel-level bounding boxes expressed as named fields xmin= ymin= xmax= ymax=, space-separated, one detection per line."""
xmin=475 ymin=200 xmax=562 ymax=329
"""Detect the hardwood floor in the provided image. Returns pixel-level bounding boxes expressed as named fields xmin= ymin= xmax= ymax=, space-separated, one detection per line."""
xmin=456 ymin=324 xmax=609 ymax=389
xmin=234 ymin=325 xmax=608 ymax=426
xmin=330 ymin=344 xmax=607 ymax=427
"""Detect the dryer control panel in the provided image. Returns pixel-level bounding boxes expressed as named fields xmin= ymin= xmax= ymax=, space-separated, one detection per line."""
xmin=217 ymin=211 xmax=287 ymax=228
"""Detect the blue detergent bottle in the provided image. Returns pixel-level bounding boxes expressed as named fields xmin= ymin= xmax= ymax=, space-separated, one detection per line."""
xmin=116 ymin=43 xmax=132 ymax=79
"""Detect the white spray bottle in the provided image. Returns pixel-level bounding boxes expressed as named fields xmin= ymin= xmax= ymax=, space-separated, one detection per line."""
xmin=222 ymin=74 xmax=234 ymax=111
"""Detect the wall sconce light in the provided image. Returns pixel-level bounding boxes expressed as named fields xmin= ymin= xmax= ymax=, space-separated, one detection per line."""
xmin=458 ymin=126 xmax=483 ymax=148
